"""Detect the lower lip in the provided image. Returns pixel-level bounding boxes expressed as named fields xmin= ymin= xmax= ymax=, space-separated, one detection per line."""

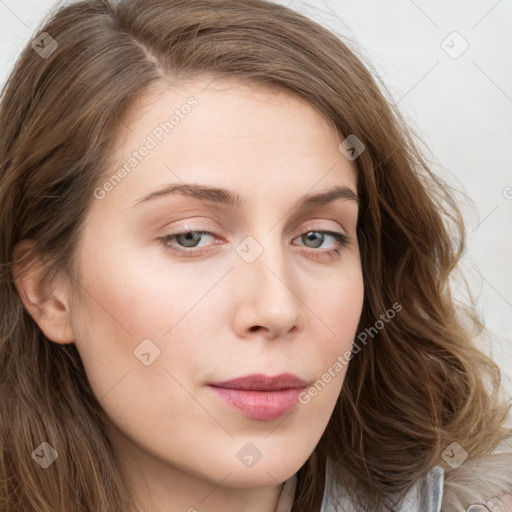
xmin=208 ymin=386 xmax=304 ymax=421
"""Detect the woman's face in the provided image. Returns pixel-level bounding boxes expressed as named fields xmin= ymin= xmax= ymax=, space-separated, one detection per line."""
xmin=64 ymin=78 xmax=364 ymax=492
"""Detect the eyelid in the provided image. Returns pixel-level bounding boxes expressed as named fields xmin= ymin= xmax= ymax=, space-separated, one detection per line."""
xmin=159 ymin=221 xmax=351 ymax=252
xmin=299 ymin=220 xmax=348 ymax=236
xmin=159 ymin=231 xmax=349 ymax=260
xmin=162 ymin=219 xmax=347 ymax=238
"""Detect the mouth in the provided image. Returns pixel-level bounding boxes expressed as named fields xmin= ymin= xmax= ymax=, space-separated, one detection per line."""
xmin=208 ymin=373 xmax=307 ymax=421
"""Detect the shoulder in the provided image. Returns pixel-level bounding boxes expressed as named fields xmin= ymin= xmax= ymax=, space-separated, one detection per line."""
xmin=320 ymin=450 xmax=512 ymax=512
xmin=405 ymin=455 xmax=512 ymax=512
xmin=442 ymin=451 xmax=512 ymax=512
xmin=478 ymin=493 xmax=512 ymax=512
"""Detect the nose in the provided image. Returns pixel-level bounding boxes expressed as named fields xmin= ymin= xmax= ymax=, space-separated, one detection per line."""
xmin=231 ymin=240 xmax=305 ymax=340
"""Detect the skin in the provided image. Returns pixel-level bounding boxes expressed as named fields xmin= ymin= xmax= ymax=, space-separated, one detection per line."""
xmin=14 ymin=77 xmax=364 ymax=512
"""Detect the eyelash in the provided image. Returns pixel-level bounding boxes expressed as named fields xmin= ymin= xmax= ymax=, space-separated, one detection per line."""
xmin=158 ymin=225 xmax=350 ymax=260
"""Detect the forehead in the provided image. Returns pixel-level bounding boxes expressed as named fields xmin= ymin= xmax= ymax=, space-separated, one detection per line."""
xmin=96 ymin=77 xmax=358 ymax=214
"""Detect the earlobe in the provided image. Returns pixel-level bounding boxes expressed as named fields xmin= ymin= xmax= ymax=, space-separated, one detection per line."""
xmin=12 ymin=239 xmax=75 ymax=344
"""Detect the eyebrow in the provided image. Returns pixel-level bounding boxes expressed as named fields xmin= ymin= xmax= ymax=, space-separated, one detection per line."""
xmin=133 ymin=183 xmax=360 ymax=210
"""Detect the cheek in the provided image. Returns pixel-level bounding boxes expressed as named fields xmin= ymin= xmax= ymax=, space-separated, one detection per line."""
xmin=69 ymin=246 xmax=227 ymax=404
xmin=66 ymin=237 xmax=365 ymax=483
xmin=313 ymin=271 xmax=364 ymax=387
xmin=73 ymin=240 xmax=364 ymax=394
xmin=313 ymin=267 xmax=365 ymax=354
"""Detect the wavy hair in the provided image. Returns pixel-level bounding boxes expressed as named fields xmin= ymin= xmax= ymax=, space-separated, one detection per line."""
xmin=1 ymin=1 xmax=510 ymax=511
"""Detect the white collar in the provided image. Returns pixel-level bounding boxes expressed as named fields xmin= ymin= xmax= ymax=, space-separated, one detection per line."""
xmin=320 ymin=461 xmax=444 ymax=512
xmin=274 ymin=462 xmax=445 ymax=512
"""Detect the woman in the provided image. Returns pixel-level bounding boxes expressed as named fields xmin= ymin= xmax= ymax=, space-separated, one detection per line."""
xmin=0 ymin=0 xmax=511 ymax=511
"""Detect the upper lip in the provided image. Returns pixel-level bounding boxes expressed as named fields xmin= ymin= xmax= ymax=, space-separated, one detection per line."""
xmin=209 ymin=373 xmax=307 ymax=391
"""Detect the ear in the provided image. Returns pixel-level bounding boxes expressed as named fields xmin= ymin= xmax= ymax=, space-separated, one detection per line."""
xmin=12 ymin=239 xmax=75 ymax=344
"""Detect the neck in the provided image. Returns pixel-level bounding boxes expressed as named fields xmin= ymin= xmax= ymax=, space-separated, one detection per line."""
xmin=109 ymin=422 xmax=289 ymax=512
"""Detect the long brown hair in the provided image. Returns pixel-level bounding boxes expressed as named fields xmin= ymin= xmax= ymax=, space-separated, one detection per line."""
xmin=1 ymin=1 xmax=510 ymax=511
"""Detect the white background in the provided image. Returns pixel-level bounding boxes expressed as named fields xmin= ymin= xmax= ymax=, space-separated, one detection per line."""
xmin=1 ymin=0 xmax=511 ymax=398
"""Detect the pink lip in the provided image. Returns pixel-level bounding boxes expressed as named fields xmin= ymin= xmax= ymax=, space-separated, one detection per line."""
xmin=208 ymin=373 xmax=307 ymax=421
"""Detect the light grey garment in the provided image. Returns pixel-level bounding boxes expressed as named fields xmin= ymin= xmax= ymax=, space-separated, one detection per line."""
xmin=320 ymin=460 xmax=444 ymax=512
